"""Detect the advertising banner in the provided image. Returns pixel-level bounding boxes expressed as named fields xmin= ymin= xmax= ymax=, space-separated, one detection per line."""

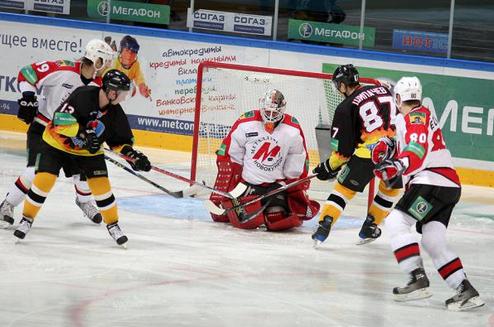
xmin=87 ymin=0 xmax=170 ymax=25
xmin=0 ymin=19 xmax=267 ymax=137
xmin=288 ymin=19 xmax=375 ymax=47
xmin=323 ymin=63 xmax=494 ymax=162
xmin=0 ymin=0 xmax=24 ymax=10
xmin=187 ymin=9 xmax=273 ymax=36
xmin=392 ymin=29 xmax=448 ymax=54
xmin=0 ymin=0 xmax=70 ymax=14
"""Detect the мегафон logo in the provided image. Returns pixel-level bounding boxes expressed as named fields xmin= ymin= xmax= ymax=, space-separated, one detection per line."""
xmin=299 ymin=23 xmax=313 ymax=38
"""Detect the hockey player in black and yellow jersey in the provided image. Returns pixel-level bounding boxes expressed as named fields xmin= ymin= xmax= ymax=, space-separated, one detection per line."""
xmin=15 ymin=70 xmax=151 ymax=247
xmin=312 ymin=64 xmax=400 ymax=247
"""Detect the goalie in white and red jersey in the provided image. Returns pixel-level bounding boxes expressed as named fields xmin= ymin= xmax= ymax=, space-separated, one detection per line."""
xmin=373 ymin=77 xmax=484 ymax=311
xmin=0 ymin=39 xmax=115 ymax=228
xmin=209 ymin=89 xmax=320 ymax=231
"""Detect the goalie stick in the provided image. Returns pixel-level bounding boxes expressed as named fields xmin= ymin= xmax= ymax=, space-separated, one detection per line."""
xmin=205 ymin=174 xmax=318 ymax=221
xmin=104 ymin=155 xmax=190 ymax=198
xmin=104 ymin=148 xmax=247 ymax=199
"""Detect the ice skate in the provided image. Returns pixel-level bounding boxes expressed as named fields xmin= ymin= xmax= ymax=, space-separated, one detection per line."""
xmin=75 ymin=198 xmax=102 ymax=224
xmin=0 ymin=199 xmax=15 ymax=228
xmin=13 ymin=216 xmax=34 ymax=240
xmin=393 ymin=268 xmax=432 ymax=302
xmin=107 ymin=222 xmax=128 ymax=248
xmin=357 ymin=214 xmax=381 ymax=245
xmin=445 ymin=279 xmax=484 ymax=311
xmin=312 ymin=216 xmax=333 ymax=248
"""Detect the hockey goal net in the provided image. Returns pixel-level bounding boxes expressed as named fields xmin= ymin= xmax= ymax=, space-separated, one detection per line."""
xmin=191 ymin=61 xmax=379 ymax=200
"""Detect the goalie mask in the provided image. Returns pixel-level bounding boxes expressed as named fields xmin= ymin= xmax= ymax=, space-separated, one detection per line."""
xmin=259 ymin=89 xmax=286 ymax=133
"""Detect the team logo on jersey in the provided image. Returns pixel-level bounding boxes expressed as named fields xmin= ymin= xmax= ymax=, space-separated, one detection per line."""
xmin=62 ymin=83 xmax=74 ymax=89
xmin=240 ymin=111 xmax=254 ymax=119
xmin=408 ymin=196 xmax=433 ymax=221
xmin=250 ymin=136 xmax=283 ymax=171
xmin=56 ymin=60 xmax=75 ymax=67
xmin=409 ymin=112 xmax=426 ymax=125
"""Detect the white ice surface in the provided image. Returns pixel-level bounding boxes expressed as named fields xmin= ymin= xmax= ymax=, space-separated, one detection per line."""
xmin=0 ymin=132 xmax=493 ymax=327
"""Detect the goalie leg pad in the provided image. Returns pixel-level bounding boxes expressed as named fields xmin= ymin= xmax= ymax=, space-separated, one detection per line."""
xmin=222 ymin=195 xmax=265 ymax=229
xmin=209 ymin=160 xmax=242 ymax=223
xmin=287 ymin=190 xmax=321 ymax=221
xmin=264 ymin=208 xmax=302 ymax=231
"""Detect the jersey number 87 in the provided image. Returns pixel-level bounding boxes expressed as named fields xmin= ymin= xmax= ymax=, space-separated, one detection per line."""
xmin=359 ymin=96 xmax=395 ymax=133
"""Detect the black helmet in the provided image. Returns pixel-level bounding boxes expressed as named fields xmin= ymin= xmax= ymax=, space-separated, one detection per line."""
xmin=120 ymin=35 xmax=140 ymax=53
xmin=102 ymin=69 xmax=131 ymax=92
xmin=332 ymin=64 xmax=359 ymax=88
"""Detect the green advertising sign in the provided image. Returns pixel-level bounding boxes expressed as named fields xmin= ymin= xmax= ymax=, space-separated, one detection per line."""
xmin=87 ymin=0 xmax=170 ymax=25
xmin=288 ymin=19 xmax=375 ymax=47
xmin=323 ymin=63 xmax=494 ymax=162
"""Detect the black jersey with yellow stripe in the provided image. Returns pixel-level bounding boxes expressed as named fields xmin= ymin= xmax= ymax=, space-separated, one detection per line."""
xmin=43 ymin=86 xmax=134 ymax=156
xmin=329 ymin=84 xmax=395 ymax=169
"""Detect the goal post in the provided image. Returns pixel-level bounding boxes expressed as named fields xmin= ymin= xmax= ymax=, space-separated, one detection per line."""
xmin=191 ymin=61 xmax=378 ymax=202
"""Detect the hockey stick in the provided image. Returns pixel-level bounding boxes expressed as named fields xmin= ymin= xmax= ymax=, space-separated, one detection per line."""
xmin=204 ymin=174 xmax=318 ymax=217
xmin=104 ymin=155 xmax=185 ymax=198
xmin=104 ymin=148 xmax=246 ymax=199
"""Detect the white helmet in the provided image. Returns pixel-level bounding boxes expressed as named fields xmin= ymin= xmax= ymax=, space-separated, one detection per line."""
xmin=259 ymin=89 xmax=287 ymax=123
xmin=84 ymin=39 xmax=115 ymax=71
xmin=394 ymin=76 xmax=422 ymax=102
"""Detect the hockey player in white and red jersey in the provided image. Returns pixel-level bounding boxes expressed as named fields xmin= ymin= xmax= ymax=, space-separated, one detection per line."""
xmin=209 ymin=89 xmax=320 ymax=231
xmin=373 ymin=77 xmax=484 ymax=311
xmin=0 ymin=39 xmax=115 ymax=227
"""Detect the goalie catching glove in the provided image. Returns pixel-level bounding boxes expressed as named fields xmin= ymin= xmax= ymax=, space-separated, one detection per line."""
xmin=313 ymin=159 xmax=340 ymax=181
xmin=121 ymin=145 xmax=151 ymax=172
xmin=371 ymin=137 xmax=397 ymax=164
xmin=374 ymin=159 xmax=406 ymax=187
xmin=17 ymin=91 xmax=38 ymax=124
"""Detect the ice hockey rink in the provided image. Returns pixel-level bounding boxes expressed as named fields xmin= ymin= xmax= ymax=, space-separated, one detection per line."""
xmin=0 ymin=131 xmax=492 ymax=327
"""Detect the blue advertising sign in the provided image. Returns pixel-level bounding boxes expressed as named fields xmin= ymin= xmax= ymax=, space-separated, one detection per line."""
xmin=392 ymin=29 xmax=448 ymax=54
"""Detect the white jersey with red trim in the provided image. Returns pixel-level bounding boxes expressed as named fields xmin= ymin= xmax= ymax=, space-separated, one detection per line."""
xmin=395 ymin=105 xmax=460 ymax=188
xmin=219 ymin=110 xmax=309 ymax=185
xmin=17 ymin=60 xmax=101 ymax=126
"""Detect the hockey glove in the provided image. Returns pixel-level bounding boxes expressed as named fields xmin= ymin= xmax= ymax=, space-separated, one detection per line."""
xmin=371 ymin=137 xmax=396 ymax=165
xmin=65 ymin=129 xmax=101 ymax=154
xmin=374 ymin=159 xmax=406 ymax=187
xmin=121 ymin=145 xmax=151 ymax=172
xmin=17 ymin=91 xmax=38 ymax=124
xmin=313 ymin=159 xmax=340 ymax=181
